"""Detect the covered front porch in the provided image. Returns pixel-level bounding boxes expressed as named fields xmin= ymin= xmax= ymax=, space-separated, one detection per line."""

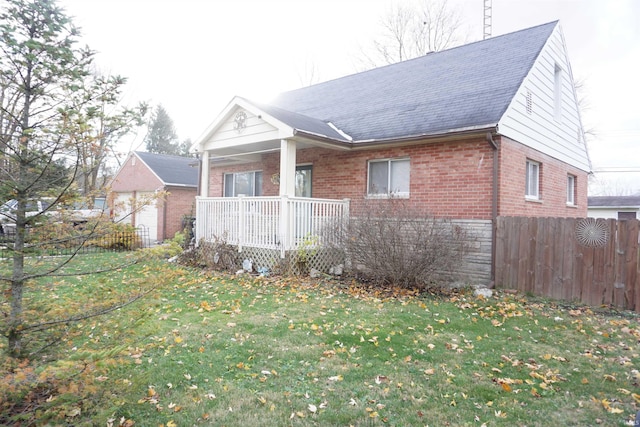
xmin=195 ymin=195 xmax=350 ymax=257
xmin=192 ymin=97 xmax=353 ymax=269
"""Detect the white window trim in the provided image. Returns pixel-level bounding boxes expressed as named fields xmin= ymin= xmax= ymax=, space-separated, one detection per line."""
xmin=525 ymin=160 xmax=540 ymax=200
xmin=224 ymin=170 xmax=263 ymax=197
xmin=566 ymin=174 xmax=576 ymax=206
xmin=553 ymin=63 xmax=563 ymax=122
xmin=366 ymin=158 xmax=410 ymax=198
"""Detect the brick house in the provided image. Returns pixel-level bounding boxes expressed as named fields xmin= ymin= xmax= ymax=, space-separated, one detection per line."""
xmin=191 ymin=21 xmax=590 ymax=282
xmin=110 ymin=151 xmax=198 ymax=243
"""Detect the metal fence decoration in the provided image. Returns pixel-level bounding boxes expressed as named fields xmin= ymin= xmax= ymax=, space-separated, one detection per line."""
xmin=575 ymin=217 xmax=610 ymax=247
xmin=496 ymin=216 xmax=640 ymax=312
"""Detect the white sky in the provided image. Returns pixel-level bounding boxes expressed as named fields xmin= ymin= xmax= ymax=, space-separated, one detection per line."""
xmin=58 ymin=0 xmax=640 ymax=195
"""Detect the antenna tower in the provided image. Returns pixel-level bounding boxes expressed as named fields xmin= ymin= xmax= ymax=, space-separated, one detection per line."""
xmin=483 ymin=0 xmax=492 ymax=40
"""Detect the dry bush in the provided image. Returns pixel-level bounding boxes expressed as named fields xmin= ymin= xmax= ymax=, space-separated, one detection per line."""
xmin=180 ymin=236 xmax=239 ymax=271
xmin=90 ymin=222 xmax=143 ymax=251
xmin=337 ymin=199 xmax=471 ymax=289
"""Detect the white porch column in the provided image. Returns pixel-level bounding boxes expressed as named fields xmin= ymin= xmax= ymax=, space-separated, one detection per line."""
xmin=279 ymin=139 xmax=297 ymax=196
xmin=200 ymin=151 xmax=209 ymax=197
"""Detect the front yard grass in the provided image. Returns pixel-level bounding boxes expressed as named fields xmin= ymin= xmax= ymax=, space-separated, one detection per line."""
xmin=2 ymin=252 xmax=640 ymax=426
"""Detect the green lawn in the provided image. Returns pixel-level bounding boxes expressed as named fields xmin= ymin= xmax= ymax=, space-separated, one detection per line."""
xmin=2 ymin=252 xmax=640 ymax=426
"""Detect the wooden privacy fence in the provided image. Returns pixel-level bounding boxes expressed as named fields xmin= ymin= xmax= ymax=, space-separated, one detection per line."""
xmin=495 ymin=216 xmax=640 ymax=312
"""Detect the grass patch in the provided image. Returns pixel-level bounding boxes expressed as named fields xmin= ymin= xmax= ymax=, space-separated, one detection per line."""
xmin=2 ymin=253 xmax=640 ymax=426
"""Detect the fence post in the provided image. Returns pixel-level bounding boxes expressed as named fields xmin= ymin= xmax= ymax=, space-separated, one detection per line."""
xmin=238 ymin=196 xmax=245 ymax=253
xmin=195 ymin=196 xmax=202 ymax=245
xmin=342 ymin=198 xmax=350 ymax=221
xmin=280 ymin=195 xmax=289 ymax=258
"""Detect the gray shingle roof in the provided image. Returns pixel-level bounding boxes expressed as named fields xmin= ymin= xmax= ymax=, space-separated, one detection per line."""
xmin=588 ymin=196 xmax=640 ymax=208
xmin=135 ymin=151 xmax=198 ymax=187
xmin=266 ymin=21 xmax=557 ymax=142
xmin=255 ymin=102 xmax=351 ymax=142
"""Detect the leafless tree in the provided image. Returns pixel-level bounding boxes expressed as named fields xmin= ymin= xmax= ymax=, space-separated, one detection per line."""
xmin=574 ymin=77 xmax=597 ymax=139
xmin=359 ymin=0 xmax=466 ymax=69
xmin=296 ymin=57 xmax=321 ymax=87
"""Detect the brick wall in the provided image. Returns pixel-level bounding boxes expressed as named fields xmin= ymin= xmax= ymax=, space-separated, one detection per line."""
xmin=209 ymin=137 xmax=496 ymax=220
xmin=497 ymin=136 xmax=588 ymax=217
xmin=110 ymin=154 xmax=162 ymax=191
xmin=206 ymin=135 xmax=588 ymax=219
xmin=111 ymin=154 xmax=197 ymax=241
xmin=159 ymin=187 xmax=197 ymax=240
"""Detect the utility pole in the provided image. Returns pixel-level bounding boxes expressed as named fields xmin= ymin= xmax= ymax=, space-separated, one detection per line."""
xmin=483 ymin=0 xmax=492 ymax=40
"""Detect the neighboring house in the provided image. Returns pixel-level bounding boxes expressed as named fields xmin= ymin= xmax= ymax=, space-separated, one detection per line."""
xmin=588 ymin=196 xmax=640 ymax=219
xmin=191 ymin=21 xmax=590 ymax=282
xmin=110 ymin=151 xmax=198 ymax=243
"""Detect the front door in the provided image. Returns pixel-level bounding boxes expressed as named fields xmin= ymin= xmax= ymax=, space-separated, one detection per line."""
xmin=295 ymin=165 xmax=312 ymax=198
xmin=294 ymin=165 xmax=312 ymax=240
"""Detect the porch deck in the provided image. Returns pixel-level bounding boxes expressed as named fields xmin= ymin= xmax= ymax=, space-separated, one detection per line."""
xmin=195 ymin=196 xmax=350 ymax=258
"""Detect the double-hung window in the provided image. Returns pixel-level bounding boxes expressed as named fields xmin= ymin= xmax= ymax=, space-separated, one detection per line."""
xmin=224 ymin=171 xmax=263 ymax=197
xmin=525 ymin=160 xmax=540 ymax=199
xmin=566 ymin=174 xmax=576 ymax=205
xmin=367 ymin=158 xmax=410 ymax=197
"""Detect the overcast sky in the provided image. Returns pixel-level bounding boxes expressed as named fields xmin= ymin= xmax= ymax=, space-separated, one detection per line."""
xmin=57 ymin=0 xmax=640 ymax=194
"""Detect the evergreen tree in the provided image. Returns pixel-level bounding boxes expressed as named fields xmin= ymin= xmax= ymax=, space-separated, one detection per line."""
xmin=144 ymin=104 xmax=182 ymax=155
xmin=0 ymin=0 xmax=147 ymax=357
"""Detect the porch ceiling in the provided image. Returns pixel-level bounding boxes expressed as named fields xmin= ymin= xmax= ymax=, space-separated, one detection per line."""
xmin=206 ymin=136 xmax=340 ymax=166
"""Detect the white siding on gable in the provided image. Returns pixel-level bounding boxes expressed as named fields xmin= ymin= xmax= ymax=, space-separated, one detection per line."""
xmin=498 ymin=24 xmax=590 ymax=172
xmin=201 ymin=108 xmax=282 ymax=151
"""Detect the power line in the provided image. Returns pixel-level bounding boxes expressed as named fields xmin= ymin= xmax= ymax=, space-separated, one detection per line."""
xmin=593 ymin=167 xmax=640 ymax=173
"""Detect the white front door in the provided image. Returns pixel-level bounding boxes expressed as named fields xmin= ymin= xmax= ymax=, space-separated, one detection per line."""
xmin=295 ymin=165 xmax=312 ymax=197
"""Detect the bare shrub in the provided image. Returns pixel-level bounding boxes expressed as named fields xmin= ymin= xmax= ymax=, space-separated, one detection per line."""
xmin=339 ymin=199 xmax=471 ymax=289
xmin=179 ymin=235 xmax=239 ymax=271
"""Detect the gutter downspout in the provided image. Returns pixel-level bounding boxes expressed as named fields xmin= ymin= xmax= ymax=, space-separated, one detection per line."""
xmin=195 ymin=153 xmax=202 ymax=196
xmin=486 ymin=132 xmax=499 ymax=285
xmin=163 ymin=186 xmax=168 ymax=242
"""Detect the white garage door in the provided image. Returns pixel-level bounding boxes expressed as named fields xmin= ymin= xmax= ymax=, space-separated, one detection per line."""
xmin=114 ymin=192 xmax=133 ymax=224
xmin=136 ymin=192 xmax=158 ymax=244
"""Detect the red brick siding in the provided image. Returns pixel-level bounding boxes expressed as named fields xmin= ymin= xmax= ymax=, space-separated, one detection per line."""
xmin=206 ymin=136 xmax=587 ymax=219
xmin=160 ymin=186 xmax=197 ymax=240
xmin=111 ymin=154 xmax=162 ymax=191
xmin=110 ymin=154 xmax=197 ymax=240
xmin=209 ymin=138 xmax=495 ymax=219
xmin=497 ymin=136 xmax=588 ymax=217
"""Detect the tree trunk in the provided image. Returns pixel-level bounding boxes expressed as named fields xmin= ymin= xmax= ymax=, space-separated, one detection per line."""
xmin=7 ymin=55 xmax=33 ymax=357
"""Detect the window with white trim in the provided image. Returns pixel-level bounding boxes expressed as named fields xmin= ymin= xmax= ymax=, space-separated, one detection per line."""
xmin=554 ymin=63 xmax=562 ymax=121
xmin=567 ymin=174 xmax=576 ymax=205
xmin=367 ymin=158 xmax=410 ymax=197
xmin=525 ymin=160 xmax=540 ymax=199
xmin=224 ymin=171 xmax=263 ymax=197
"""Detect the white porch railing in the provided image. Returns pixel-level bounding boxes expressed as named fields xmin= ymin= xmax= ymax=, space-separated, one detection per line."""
xmin=195 ymin=196 xmax=350 ymax=257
